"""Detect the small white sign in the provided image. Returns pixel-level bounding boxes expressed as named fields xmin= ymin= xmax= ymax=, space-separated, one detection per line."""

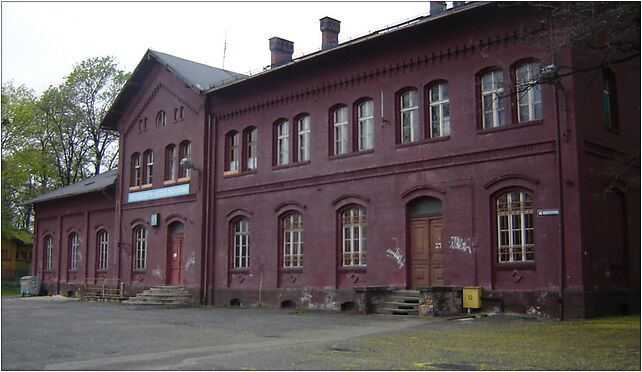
xmin=537 ymin=209 xmax=560 ymax=216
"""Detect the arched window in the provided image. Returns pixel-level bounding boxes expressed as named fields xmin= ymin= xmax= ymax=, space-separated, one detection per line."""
xmin=232 ymin=218 xmax=250 ymax=268
xmin=44 ymin=235 xmax=54 ymax=271
xmin=341 ymin=207 xmax=366 ymax=266
xmin=156 ymin=110 xmax=167 ymax=127
xmin=296 ymin=115 xmax=311 ymax=162
xmin=133 ymin=226 xmax=147 ymax=270
xmin=602 ymin=68 xmax=618 ymax=129
xmin=428 ymin=82 xmax=450 ymax=137
xmin=332 ymin=106 xmax=349 ymax=155
xmin=515 ymin=62 xmax=543 ymax=123
xmin=244 ymin=127 xmax=258 ymax=170
xmin=143 ymin=150 xmax=153 ymax=185
xmin=225 ymin=131 xmax=240 ymax=173
xmin=131 ymin=153 xmax=141 ymax=187
xmin=480 ymin=69 xmax=506 ymax=129
xmin=69 ymin=233 xmax=80 ymax=270
xmin=276 ymin=120 xmax=290 ymax=166
xmin=165 ymin=144 xmax=177 ymax=181
xmin=97 ymin=230 xmax=109 ymax=271
xmin=357 ymin=100 xmax=374 ymax=150
xmin=496 ymin=190 xmax=534 ymax=263
xmin=179 ymin=140 xmax=192 ymax=178
xmin=399 ymin=89 xmax=419 ymax=143
xmin=282 ymin=213 xmax=303 ymax=268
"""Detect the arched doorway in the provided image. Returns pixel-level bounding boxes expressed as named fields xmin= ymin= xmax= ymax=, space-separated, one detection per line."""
xmin=167 ymin=221 xmax=185 ymax=285
xmin=407 ymin=197 xmax=443 ymax=288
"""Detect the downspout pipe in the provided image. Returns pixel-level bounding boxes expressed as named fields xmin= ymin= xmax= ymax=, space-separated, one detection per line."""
xmin=201 ymin=102 xmax=212 ymax=304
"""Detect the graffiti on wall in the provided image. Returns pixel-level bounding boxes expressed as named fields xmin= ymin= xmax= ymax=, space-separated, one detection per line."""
xmin=449 ymin=236 xmax=473 ymax=254
xmin=386 ymin=237 xmax=406 ymax=269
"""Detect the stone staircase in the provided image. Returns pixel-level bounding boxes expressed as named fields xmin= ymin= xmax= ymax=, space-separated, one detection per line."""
xmin=123 ymin=286 xmax=195 ymax=307
xmin=379 ymin=290 xmax=421 ymax=315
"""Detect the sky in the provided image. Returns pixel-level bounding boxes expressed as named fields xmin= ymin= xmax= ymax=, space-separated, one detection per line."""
xmin=2 ymin=1 xmax=435 ymax=94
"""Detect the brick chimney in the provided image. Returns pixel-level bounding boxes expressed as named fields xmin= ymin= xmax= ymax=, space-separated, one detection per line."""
xmin=269 ymin=37 xmax=294 ymax=68
xmin=320 ymin=17 xmax=341 ymax=50
xmin=430 ymin=1 xmax=446 ymax=15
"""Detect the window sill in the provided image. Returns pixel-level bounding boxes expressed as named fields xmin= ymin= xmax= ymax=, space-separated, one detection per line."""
xmin=224 ymin=169 xmax=256 ymax=178
xmin=606 ymin=126 xmax=621 ymax=134
xmin=395 ymin=135 xmax=450 ymax=149
xmin=224 ymin=170 xmax=240 ymax=176
xmin=478 ymin=119 xmax=542 ymax=134
xmin=272 ymin=161 xmax=310 ymax=170
xmin=177 ymin=177 xmax=190 ymax=183
xmin=140 ymin=184 xmax=153 ymax=189
xmin=279 ymin=267 xmax=303 ymax=273
xmin=329 ymin=149 xmax=374 ymax=161
xmin=129 ymin=186 xmax=141 ymax=191
xmin=493 ymin=262 xmax=536 ymax=271
xmin=338 ymin=266 xmax=367 ymax=273
xmin=229 ymin=268 xmax=250 ymax=274
xmin=163 ymin=179 xmax=177 ymax=185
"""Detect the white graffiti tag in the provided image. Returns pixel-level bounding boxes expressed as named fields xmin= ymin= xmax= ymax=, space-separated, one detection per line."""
xmin=449 ymin=236 xmax=472 ymax=254
xmin=386 ymin=247 xmax=406 ymax=269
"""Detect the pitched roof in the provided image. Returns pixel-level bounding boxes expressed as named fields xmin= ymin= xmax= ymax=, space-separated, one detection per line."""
xmin=149 ymin=50 xmax=246 ymax=92
xmin=23 ymin=169 xmax=118 ymax=205
xmin=100 ymin=49 xmax=245 ymax=130
xmin=206 ymin=1 xmax=488 ymax=93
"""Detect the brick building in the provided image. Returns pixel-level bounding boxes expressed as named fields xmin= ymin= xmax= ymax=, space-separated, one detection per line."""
xmin=27 ymin=2 xmax=640 ymax=318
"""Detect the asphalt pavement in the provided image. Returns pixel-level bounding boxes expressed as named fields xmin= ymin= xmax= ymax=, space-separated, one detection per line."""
xmin=2 ymin=296 xmax=639 ymax=370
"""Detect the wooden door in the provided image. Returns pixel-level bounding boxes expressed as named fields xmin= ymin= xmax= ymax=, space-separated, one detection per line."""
xmin=409 ymin=216 xmax=443 ymax=288
xmin=167 ymin=234 xmax=183 ymax=285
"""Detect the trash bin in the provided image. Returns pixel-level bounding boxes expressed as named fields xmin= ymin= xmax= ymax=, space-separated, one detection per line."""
xmin=19 ymin=276 xmax=41 ymax=297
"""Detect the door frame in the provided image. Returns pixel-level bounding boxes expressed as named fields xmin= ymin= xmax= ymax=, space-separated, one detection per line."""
xmin=406 ymin=212 xmax=443 ymax=289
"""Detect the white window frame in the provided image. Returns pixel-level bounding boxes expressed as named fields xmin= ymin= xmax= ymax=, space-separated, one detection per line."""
xmin=233 ymin=219 xmax=250 ymax=268
xmin=496 ymin=191 xmax=534 ymax=263
xmin=400 ymin=90 xmax=419 ymax=143
xmin=246 ymin=128 xmax=258 ymax=170
xmin=98 ymin=230 xmax=109 ymax=270
xmin=69 ymin=234 xmax=79 ymax=270
xmin=228 ymin=132 xmax=240 ymax=172
xmin=516 ymin=62 xmax=543 ymax=123
xmin=481 ymin=70 xmax=506 ymax=129
xmin=341 ymin=207 xmax=366 ymax=266
xmin=358 ymin=100 xmax=374 ymax=150
xmin=134 ymin=227 xmax=147 ymax=270
xmin=179 ymin=141 xmax=192 ymax=178
xmin=333 ymin=106 xmax=349 ymax=155
xmin=144 ymin=150 xmax=153 ymax=185
xmin=297 ymin=116 xmax=311 ymax=162
xmin=283 ymin=214 xmax=303 ymax=268
xmin=45 ymin=236 xmax=54 ymax=271
xmin=277 ymin=121 xmax=290 ymax=166
xmin=133 ymin=153 xmax=141 ymax=187
xmin=166 ymin=145 xmax=177 ymax=181
xmin=429 ymin=83 xmax=450 ymax=138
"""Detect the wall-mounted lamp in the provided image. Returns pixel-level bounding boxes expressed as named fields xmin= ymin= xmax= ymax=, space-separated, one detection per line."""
xmin=180 ymin=158 xmax=198 ymax=171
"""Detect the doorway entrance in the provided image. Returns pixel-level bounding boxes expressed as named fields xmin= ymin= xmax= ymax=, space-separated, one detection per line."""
xmin=408 ymin=197 xmax=443 ymax=288
xmin=167 ymin=222 xmax=184 ymax=285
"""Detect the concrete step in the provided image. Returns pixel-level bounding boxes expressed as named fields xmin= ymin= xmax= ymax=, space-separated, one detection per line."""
xmin=379 ymin=307 xmax=419 ymax=315
xmin=124 ymin=286 xmax=194 ymax=307
xmin=384 ymin=301 xmax=419 ymax=310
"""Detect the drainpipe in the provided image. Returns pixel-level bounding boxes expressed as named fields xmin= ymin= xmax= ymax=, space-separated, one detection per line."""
xmin=548 ymin=14 xmax=566 ymax=321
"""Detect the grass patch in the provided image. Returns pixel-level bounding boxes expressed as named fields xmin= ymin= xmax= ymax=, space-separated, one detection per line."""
xmin=1 ymin=280 xmax=21 ymax=296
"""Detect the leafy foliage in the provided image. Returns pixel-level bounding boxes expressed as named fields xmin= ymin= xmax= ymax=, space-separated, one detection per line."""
xmin=1 ymin=56 xmax=129 ymax=236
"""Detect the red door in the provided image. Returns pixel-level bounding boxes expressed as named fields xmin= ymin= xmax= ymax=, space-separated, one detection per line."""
xmin=409 ymin=216 xmax=443 ymax=288
xmin=167 ymin=234 xmax=183 ymax=285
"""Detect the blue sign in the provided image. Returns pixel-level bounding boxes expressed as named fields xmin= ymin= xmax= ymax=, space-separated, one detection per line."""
xmin=128 ymin=184 xmax=190 ymax=203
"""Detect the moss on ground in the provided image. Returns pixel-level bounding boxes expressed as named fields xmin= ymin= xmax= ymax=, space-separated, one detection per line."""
xmin=301 ymin=315 xmax=640 ymax=370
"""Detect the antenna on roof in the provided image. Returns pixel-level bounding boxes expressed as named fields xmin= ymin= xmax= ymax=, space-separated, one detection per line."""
xmin=222 ymin=30 xmax=228 ymax=69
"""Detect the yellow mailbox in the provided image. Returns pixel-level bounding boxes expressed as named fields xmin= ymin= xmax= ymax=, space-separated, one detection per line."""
xmin=463 ymin=286 xmax=482 ymax=309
